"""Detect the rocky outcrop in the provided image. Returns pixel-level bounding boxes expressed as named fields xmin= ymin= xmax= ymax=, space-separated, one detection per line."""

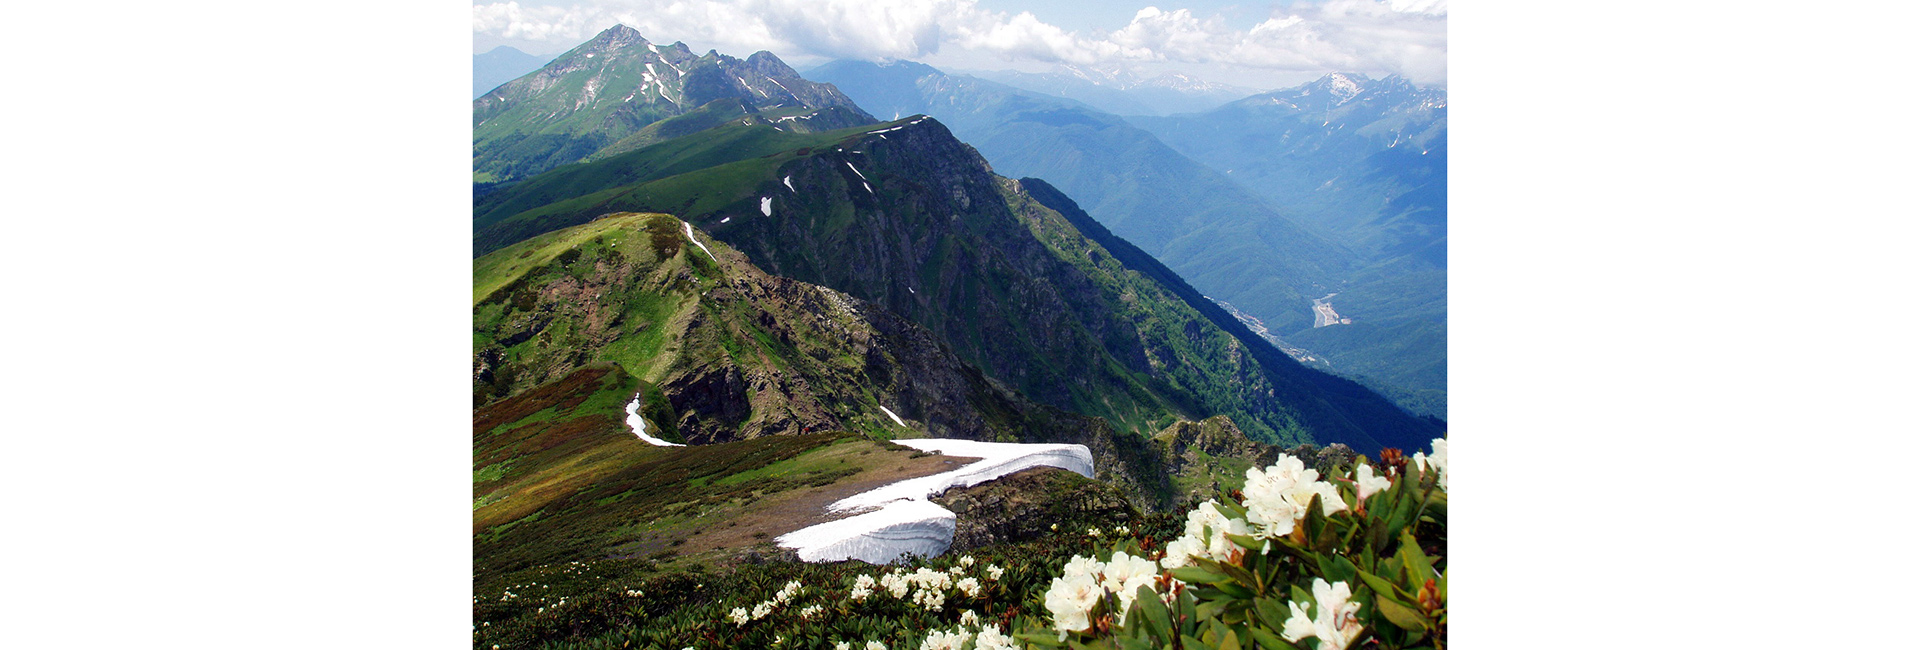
xmin=931 ymin=467 xmax=1137 ymax=551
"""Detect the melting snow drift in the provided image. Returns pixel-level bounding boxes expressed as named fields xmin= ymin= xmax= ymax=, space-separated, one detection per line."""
xmin=776 ymin=439 xmax=1094 ymax=563
xmin=683 ymin=221 xmax=715 ymax=259
xmin=625 ymin=395 xmax=684 ymax=447
xmin=760 ymin=196 xmax=773 ymax=216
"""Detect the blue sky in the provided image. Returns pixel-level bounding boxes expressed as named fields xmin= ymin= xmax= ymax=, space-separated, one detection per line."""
xmin=472 ymin=0 xmax=1447 ymax=89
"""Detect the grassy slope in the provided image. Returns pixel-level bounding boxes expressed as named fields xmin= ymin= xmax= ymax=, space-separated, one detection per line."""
xmin=473 ymin=363 xmax=964 ymax=579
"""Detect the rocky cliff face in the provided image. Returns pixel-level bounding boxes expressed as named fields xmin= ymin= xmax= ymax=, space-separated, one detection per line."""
xmin=931 ymin=467 xmax=1137 ymax=551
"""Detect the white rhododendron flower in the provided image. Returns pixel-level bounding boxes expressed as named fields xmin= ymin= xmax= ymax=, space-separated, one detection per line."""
xmin=975 ymin=624 xmax=1020 ymax=650
xmin=1160 ymin=534 xmax=1208 ymax=570
xmin=1105 ymin=561 xmax=1159 ymax=625
xmin=918 ymin=588 xmax=947 ymax=611
xmin=751 ymin=602 xmax=775 ymax=620
xmin=918 ymin=626 xmax=972 ymax=650
xmin=956 ymin=576 xmax=982 ymax=597
xmin=800 ymin=604 xmax=823 ymax=619
xmin=775 ymin=580 xmax=803 ymax=603
xmin=1087 ymin=527 xmax=1102 ymax=537
xmin=865 ymin=642 xmax=888 ymax=650
xmin=729 ymin=607 xmax=750 ymax=625
xmin=1411 ymin=439 xmax=1447 ymax=489
xmin=959 ymin=555 xmax=976 ymax=567
xmin=959 ymin=609 xmax=980 ymax=627
xmin=1044 ymin=572 xmax=1102 ymax=633
xmin=1281 ymin=578 xmax=1365 ymax=650
xmin=1063 ymin=555 xmax=1104 ymax=578
xmin=1100 ymin=551 xmax=1159 ymax=596
xmin=1243 ymin=456 xmax=1347 ymax=541
xmin=1355 ymin=462 xmax=1392 ymax=502
xmin=836 ymin=643 xmax=851 ymax=650
xmin=985 ymin=564 xmax=1005 ymax=581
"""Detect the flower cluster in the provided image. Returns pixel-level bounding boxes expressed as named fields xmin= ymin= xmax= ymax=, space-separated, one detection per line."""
xmin=1282 ymin=578 xmax=1364 ymax=650
xmin=1026 ymin=438 xmax=1448 ymax=649
xmin=1043 ymin=550 xmax=1165 ymax=634
xmin=911 ymin=619 xmax=1022 ymax=650
xmin=1411 ymin=439 xmax=1448 ymax=490
xmin=729 ymin=580 xmax=805 ymax=626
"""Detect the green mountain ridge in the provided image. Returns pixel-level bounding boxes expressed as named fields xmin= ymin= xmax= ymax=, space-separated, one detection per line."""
xmin=474 ymin=109 xmax=1440 ymax=452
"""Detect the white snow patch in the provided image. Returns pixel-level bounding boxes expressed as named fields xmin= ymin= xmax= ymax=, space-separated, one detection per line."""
xmin=845 ymin=162 xmax=869 ymax=181
xmin=878 ymin=405 xmax=907 ymax=427
xmin=735 ymin=76 xmax=768 ymax=97
xmin=776 ymin=499 xmax=955 ymax=564
xmin=760 ymin=196 xmax=773 ymax=216
xmin=862 ymin=181 xmax=873 ymax=194
xmin=783 ymin=175 xmax=795 ymax=191
xmin=720 ymin=217 xmax=731 ymax=223
xmin=767 ymin=77 xmax=793 ymax=96
xmin=683 ymin=222 xmax=716 ymax=259
xmin=625 ymin=395 xmax=684 ymax=447
xmin=646 ymin=43 xmax=659 ymax=53
xmin=775 ymin=439 xmax=1095 ymax=563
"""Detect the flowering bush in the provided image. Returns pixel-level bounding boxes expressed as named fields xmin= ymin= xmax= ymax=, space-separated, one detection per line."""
xmin=468 ymin=441 xmax=1444 ymax=650
xmin=1017 ymin=438 xmax=1448 ymax=649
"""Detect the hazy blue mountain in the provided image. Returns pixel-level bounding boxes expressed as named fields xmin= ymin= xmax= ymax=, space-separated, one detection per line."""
xmin=806 ymin=59 xmax=1350 ymax=335
xmin=1132 ymin=73 xmax=1448 ymax=417
xmin=473 ymin=46 xmax=550 ymax=99
xmin=967 ymin=64 xmax=1260 ymax=116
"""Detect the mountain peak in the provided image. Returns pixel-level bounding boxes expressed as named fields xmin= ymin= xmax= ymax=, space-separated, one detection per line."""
xmin=746 ymin=51 xmax=800 ymax=79
xmin=579 ymin=24 xmax=648 ymax=53
xmin=1317 ymin=72 xmax=1370 ymax=98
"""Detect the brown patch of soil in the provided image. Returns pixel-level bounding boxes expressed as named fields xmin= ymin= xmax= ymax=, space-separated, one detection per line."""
xmin=680 ymin=444 xmax=984 ymax=554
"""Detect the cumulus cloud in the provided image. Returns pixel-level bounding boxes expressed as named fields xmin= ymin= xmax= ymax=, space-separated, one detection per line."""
xmin=472 ymin=0 xmax=1447 ymax=82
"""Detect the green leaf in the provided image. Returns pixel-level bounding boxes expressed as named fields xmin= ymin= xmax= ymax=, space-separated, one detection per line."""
xmin=1375 ymin=592 xmax=1431 ymax=632
xmin=1016 ymin=632 xmax=1067 ymax=647
xmin=1216 ymin=581 xmax=1256 ymax=599
xmin=1217 ymin=628 xmax=1241 ymax=650
xmin=1354 ymin=569 xmax=1408 ymax=602
xmin=1197 ymin=598 xmax=1230 ymax=621
xmin=1138 ymin=585 xmax=1174 ymax=644
xmin=1226 ymin=532 xmax=1266 ymax=552
xmin=1247 ymin=626 xmax=1306 ymax=650
xmin=1172 ymin=567 xmax=1231 ymax=585
xmin=1218 ymin=562 xmax=1260 ymax=591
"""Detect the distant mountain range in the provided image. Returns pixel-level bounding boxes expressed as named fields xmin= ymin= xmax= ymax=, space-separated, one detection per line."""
xmin=964 ymin=64 xmax=1261 ymax=116
xmin=801 ymin=61 xmax=1447 ymax=417
xmin=474 ymin=25 xmax=872 ymax=183
xmin=473 ymin=46 xmax=549 ymax=99
xmin=806 ymin=60 xmax=1350 ymax=337
xmin=1132 ymin=72 xmax=1447 ymax=416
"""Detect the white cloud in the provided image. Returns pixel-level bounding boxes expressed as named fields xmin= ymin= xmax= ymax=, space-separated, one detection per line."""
xmin=472 ymin=0 xmax=1447 ymax=83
